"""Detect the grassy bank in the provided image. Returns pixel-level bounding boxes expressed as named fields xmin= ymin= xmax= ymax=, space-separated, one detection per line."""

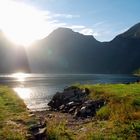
xmin=0 ymin=86 xmax=36 ymax=140
xmin=0 ymin=84 xmax=140 ymax=139
xmin=47 ymin=83 xmax=140 ymax=140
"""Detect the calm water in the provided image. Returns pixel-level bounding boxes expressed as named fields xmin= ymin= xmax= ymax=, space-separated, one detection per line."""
xmin=0 ymin=73 xmax=139 ymax=111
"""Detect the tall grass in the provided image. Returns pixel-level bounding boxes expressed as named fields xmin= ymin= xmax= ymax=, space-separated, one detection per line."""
xmin=0 ymin=86 xmax=33 ymax=139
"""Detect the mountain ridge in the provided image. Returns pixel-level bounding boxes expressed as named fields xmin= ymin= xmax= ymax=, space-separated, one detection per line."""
xmin=26 ymin=23 xmax=140 ymax=73
xmin=0 ymin=23 xmax=140 ymax=73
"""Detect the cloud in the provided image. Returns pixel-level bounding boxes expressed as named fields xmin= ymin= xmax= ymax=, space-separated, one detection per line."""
xmin=0 ymin=0 xmax=125 ymax=45
xmin=92 ymin=21 xmax=107 ymax=28
xmin=68 ymin=25 xmax=85 ymax=29
xmin=75 ymin=27 xmax=100 ymax=38
xmin=80 ymin=28 xmax=95 ymax=35
xmin=51 ymin=13 xmax=80 ymax=19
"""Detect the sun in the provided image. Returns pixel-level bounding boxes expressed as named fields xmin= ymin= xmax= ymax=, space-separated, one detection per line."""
xmin=0 ymin=0 xmax=48 ymax=46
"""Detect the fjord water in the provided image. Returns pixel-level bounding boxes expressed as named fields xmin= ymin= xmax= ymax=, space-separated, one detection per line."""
xmin=0 ymin=74 xmax=139 ymax=111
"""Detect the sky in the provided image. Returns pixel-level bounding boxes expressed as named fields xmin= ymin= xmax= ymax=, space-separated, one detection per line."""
xmin=0 ymin=0 xmax=140 ymax=46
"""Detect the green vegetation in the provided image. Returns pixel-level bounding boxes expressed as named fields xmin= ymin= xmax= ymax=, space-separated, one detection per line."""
xmin=0 ymin=83 xmax=140 ymax=139
xmin=0 ymin=86 xmax=35 ymax=140
xmin=48 ymin=83 xmax=140 ymax=140
xmin=47 ymin=119 xmax=74 ymax=140
xmin=96 ymin=105 xmax=110 ymax=120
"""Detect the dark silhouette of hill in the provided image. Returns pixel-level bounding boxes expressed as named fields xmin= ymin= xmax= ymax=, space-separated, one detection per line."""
xmin=0 ymin=23 xmax=140 ymax=74
xmin=28 ymin=28 xmax=102 ymax=73
xmin=0 ymin=31 xmax=30 ymax=73
xmin=28 ymin=23 xmax=140 ymax=74
xmin=104 ymin=23 xmax=140 ymax=73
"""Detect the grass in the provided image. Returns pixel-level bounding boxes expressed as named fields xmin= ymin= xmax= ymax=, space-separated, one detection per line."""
xmin=47 ymin=83 xmax=140 ymax=140
xmin=79 ymin=83 xmax=140 ymax=139
xmin=0 ymin=86 xmax=36 ymax=140
xmin=47 ymin=120 xmax=74 ymax=140
xmin=0 ymin=83 xmax=140 ymax=139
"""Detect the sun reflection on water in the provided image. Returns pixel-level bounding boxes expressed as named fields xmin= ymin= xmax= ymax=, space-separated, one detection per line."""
xmin=14 ymin=87 xmax=31 ymax=99
xmin=11 ymin=72 xmax=29 ymax=82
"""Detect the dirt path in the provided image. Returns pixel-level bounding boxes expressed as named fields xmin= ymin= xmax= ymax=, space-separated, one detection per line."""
xmin=34 ymin=110 xmax=95 ymax=135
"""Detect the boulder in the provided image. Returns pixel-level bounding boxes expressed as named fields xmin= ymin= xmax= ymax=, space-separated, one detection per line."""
xmin=74 ymin=99 xmax=105 ymax=118
xmin=34 ymin=127 xmax=47 ymax=140
xmin=61 ymin=101 xmax=82 ymax=113
xmin=48 ymin=86 xmax=106 ymax=119
xmin=28 ymin=119 xmax=47 ymax=140
xmin=48 ymin=86 xmax=90 ymax=111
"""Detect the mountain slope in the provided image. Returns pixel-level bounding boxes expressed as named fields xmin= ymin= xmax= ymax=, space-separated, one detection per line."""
xmin=0 ymin=23 xmax=140 ymax=74
xmin=0 ymin=31 xmax=30 ymax=73
xmin=28 ymin=24 xmax=140 ymax=74
xmin=118 ymin=22 xmax=140 ymax=39
xmin=28 ymin=28 xmax=102 ymax=73
xmin=105 ymin=23 xmax=140 ymax=73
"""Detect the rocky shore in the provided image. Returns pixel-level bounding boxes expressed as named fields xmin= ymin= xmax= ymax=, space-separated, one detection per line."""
xmin=27 ymin=86 xmax=107 ymax=140
xmin=30 ymin=83 xmax=140 ymax=139
xmin=29 ymin=86 xmax=106 ymax=139
xmin=48 ymin=86 xmax=106 ymax=119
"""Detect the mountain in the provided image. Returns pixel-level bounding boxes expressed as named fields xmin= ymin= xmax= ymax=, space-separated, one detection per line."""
xmin=28 ymin=23 xmax=140 ymax=74
xmin=105 ymin=23 xmax=140 ymax=73
xmin=28 ymin=28 xmax=103 ymax=73
xmin=118 ymin=23 xmax=140 ymax=39
xmin=0 ymin=23 xmax=140 ymax=74
xmin=0 ymin=31 xmax=30 ymax=73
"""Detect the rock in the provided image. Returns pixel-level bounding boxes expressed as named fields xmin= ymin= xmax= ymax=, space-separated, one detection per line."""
xmin=28 ymin=114 xmax=35 ymax=117
xmin=34 ymin=127 xmax=47 ymax=140
xmin=68 ymin=101 xmax=74 ymax=105
xmin=73 ymin=108 xmax=81 ymax=119
xmin=68 ymin=106 xmax=77 ymax=114
xmin=48 ymin=86 xmax=106 ymax=119
xmin=59 ymin=104 xmax=65 ymax=110
xmin=29 ymin=124 xmax=40 ymax=132
xmin=29 ymin=122 xmax=47 ymax=140
xmin=47 ymin=114 xmax=54 ymax=118
xmin=48 ymin=86 xmax=90 ymax=111
xmin=73 ymin=99 xmax=105 ymax=118
xmin=62 ymin=101 xmax=81 ymax=113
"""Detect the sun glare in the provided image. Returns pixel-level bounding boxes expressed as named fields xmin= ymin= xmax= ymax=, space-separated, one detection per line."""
xmin=0 ymin=0 xmax=49 ymax=46
xmin=11 ymin=72 xmax=29 ymax=82
xmin=14 ymin=87 xmax=31 ymax=99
